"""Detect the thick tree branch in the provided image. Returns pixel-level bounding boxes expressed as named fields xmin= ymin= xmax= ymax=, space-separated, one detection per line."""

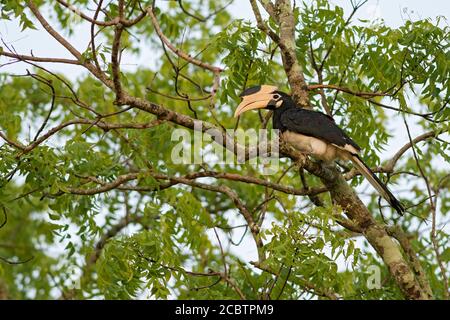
xmin=18 ymin=0 xmax=437 ymax=300
xmin=26 ymin=1 xmax=112 ymax=86
xmin=301 ymin=160 xmax=433 ymax=299
xmin=89 ymin=0 xmax=104 ymax=71
xmin=1 ymin=119 xmax=162 ymax=155
xmin=387 ymin=226 xmax=434 ymax=298
xmin=251 ymin=261 xmax=338 ymax=300
xmin=308 ymin=37 xmax=332 ymax=116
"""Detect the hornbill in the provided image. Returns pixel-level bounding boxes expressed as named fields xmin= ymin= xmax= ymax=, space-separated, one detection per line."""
xmin=234 ymin=85 xmax=405 ymax=215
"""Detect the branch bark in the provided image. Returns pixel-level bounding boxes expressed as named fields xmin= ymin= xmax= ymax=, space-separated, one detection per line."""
xmin=147 ymin=7 xmax=223 ymax=74
xmin=272 ymin=0 xmax=310 ymax=108
xmin=0 ymin=51 xmax=80 ymax=65
xmin=250 ymin=0 xmax=433 ymax=300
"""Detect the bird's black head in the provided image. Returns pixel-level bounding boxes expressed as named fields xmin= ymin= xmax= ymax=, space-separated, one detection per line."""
xmin=234 ymin=85 xmax=290 ymax=117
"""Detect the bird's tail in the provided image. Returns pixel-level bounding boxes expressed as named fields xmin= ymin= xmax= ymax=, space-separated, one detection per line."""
xmin=350 ymin=154 xmax=405 ymax=215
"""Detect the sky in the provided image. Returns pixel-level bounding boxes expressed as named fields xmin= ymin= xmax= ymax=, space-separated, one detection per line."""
xmin=0 ymin=0 xmax=449 ymax=295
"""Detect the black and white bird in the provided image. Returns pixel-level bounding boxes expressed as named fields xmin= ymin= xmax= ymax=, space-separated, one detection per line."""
xmin=234 ymin=85 xmax=405 ymax=215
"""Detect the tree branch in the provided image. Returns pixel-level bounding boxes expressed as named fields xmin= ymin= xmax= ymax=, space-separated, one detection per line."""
xmin=26 ymin=1 xmax=112 ymax=86
xmin=147 ymin=6 xmax=223 ymax=74
xmin=387 ymin=226 xmax=434 ymax=298
xmin=55 ymin=0 xmax=148 ymax=27
xmin=0 ymin=51 xmax=80 ymax=65
xmin=111 ymin=25 xmax=124 ymax=101
xmin=385 ymin=129 xmax=448 ymax=172
xmin=272 ymin=0 xmax=310 ymax=108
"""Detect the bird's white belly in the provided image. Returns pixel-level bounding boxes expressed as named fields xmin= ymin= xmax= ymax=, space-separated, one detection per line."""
xmin=282 ymin=131 xmax=344 ymax=162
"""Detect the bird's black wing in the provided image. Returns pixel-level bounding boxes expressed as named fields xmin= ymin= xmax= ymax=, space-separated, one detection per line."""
xmin=279 ymin=108 xmax=361 ymax=152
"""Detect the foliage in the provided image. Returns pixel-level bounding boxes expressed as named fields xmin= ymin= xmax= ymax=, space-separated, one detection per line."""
xmin=0 ymin=0 xmax=448 ymax=299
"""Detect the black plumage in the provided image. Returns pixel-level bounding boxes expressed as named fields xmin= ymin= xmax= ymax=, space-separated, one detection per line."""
xmin=272 ymin=97 xmax=361 ymax=153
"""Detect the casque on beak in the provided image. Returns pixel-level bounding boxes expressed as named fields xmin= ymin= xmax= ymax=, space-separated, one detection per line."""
xmin=234 ymin=85 xmax=279 ymax=118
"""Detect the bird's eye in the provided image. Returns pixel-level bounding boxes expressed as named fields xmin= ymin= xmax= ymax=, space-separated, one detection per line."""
xmin=273 ymin=94 xmax=280 ymax=100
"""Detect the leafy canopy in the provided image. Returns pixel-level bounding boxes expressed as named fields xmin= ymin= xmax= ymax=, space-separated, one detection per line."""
xmin=0 ymin=0 xmax=448 ymax=299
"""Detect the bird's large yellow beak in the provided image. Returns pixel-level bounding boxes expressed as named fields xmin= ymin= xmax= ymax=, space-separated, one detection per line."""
xmin=234 ymin=85 xmax=278 ymax=118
